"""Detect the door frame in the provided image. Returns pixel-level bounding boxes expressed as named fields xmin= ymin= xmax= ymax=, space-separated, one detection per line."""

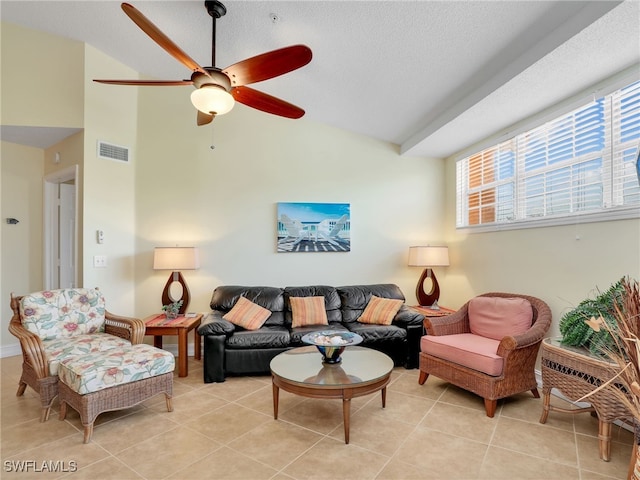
xmin=43 ymin=165 xmax=79 ymax=290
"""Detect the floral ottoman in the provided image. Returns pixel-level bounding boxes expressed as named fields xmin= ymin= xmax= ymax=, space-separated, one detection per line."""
xmin=57 ymin=343 xmax=175 ymax=443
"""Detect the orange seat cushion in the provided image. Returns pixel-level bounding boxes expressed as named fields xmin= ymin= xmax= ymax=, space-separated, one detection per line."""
xmin=421 ymin=333 xmax=503 ymax=376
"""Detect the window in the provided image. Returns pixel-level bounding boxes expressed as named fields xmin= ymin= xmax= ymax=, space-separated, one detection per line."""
xmin=456 ymin=81 xmax=640 ymax=230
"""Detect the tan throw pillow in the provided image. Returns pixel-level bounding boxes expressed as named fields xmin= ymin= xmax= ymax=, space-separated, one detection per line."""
xmin=290 ymin=296 xmax=328 ymax=328
xmin=223 ymin=296 xmax=271 ymax=330
xmin=357 ymin=296 xmax=403 ymax=325
xmin=468 ymin=296 xmax=533 ymax=340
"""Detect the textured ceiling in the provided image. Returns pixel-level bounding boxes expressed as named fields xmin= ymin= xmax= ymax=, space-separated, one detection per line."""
xmin=1 ymin=1 xmax=639 ymax=158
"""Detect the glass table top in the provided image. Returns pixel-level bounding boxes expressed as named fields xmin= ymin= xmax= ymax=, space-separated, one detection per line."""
xmin=270 ymin=346 xmax=394 ymax=387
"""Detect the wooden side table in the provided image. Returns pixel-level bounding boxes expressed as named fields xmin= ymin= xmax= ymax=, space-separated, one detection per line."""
xmin=410 ymin=305 xmax=456 ymax=318
xmin=143 ymin=313 xmax=203 ymax=377
xmin=539 ymin=337 xmax=631 ymax=461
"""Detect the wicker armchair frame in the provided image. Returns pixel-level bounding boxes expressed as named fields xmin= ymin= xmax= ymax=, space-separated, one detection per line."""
xmin=8 ymin=292 xmax=146 ymax=422
xmin=418 ymin=292 xmax=552 ymax=417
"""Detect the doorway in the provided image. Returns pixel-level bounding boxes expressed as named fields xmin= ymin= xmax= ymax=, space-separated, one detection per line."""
xmin=44 ymin=165 xmax=78 ymax=289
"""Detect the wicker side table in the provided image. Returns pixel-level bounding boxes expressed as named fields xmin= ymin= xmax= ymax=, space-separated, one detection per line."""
xmin=539 ymin=337 xmax=631 ymax=461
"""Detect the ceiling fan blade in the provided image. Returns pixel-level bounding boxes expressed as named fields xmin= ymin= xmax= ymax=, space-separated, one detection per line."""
xmin=94 ymin=79 xmax=193 ymax=86
xmin=197 ymin=110 xmax=215 ymax=126
xmin=223 ymin=45 xmax=312 ymax=87
xmin=121 ymin=2 xmax=208 ymax=75
xmin=232 ymin=86 xmax=305 ymax=119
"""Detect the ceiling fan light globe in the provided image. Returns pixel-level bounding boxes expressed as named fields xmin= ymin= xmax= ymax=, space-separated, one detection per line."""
xmin=191 ymin=85 xmax=235 ymax=115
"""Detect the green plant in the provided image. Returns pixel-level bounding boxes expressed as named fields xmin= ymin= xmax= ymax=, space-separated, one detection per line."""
xmin=162 ymin=300 xmax=183 ymax=317
xmin=559 ymin=278 xmax=626 ymax=355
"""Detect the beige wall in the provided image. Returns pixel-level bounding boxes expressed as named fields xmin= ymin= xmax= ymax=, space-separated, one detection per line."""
xmin=133 ymin=85 xmax=445 ymax=318
xmin=441 ymin=151 xmax=640 ymax=338
xmin=1 ymin=142 xmax=44 ymax=344
xmin=0 ymin=22 xmax=84 ymax=128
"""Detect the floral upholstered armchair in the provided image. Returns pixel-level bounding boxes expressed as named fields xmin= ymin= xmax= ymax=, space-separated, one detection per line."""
xmin=8 ymin=288 xmax=145 ymax=421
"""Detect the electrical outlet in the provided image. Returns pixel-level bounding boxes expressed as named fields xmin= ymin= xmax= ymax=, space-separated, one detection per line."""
xmin=93 ymin=255 xmax=107 ymax=268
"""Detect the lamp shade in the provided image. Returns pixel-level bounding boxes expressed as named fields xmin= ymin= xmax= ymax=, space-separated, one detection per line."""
xmin=408 ymin=246 xmax=450 ymax=267
xmin=153 ymin=247 xmax=200 ymax=271
xmin=190 ymin=85 xmax=235 ymax=115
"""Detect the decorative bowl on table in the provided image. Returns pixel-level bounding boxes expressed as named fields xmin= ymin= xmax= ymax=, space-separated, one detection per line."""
xmin=301 ymin=331 xmax=363 ymax=364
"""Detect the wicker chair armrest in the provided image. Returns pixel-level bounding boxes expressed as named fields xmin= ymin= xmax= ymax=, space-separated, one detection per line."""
xmin=8 ymin=311 xmax=49 ymax=379
xmin=423 ymin=306 xmax=470 ymax=336
xmin=105 ymin=311 xmax=145 ymax=344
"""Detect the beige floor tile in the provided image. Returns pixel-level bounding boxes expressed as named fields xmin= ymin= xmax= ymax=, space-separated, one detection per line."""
xmin=1 ymin=417 xmax=79 ymax=457
xmin=3 ymin=435 xmax=110 ymax=480
xmin=328 ymin=408 xmax=417 ymax=456
xmin=282 ymin=436 xmax=390 ymax=480
xmin=202 ymin=376 xmax=270 ymax=402
xmin=146 ymin=387 xmax=226 ymax=423
xmin=492 ymin=416 xmax=578 ymax=466
xmin=499 ymin=391 xmax=549 ymax=424
xmin=479 ymin=445 xmax=580 ymax=479
xmin=227 ymin=420 xmax=323 ymax=470
xmin=1 ymin=394 xmax=48 ymax=427
xmin=438 ymin=384 xmax=492 ymax=413
xmin=58 ymin=456 xmax=144 ymax=479
xmin=576 ymin=432 xmax=633 ymax=479
xmin=277 ymin=398 xmax=344 ymax=435
xmin=388 ymin=371 xmax=449 ymax=401
xmin=394 ymin=426 xmax=487 ymax=478
xmin=235 ymin=384 xmax=306 ymax=416
xmin=375 ymin=458 xmax=430 ymax=480
xmin=90 ymin=408 xmax=181 ymax=454
xmin=168 ymin=446 xmax=277 ymax=480
xmin=358 ymin=389 xmax=435 ymax=426
xmin=420 ymin=401 xmax=497 ymax=443
xmin=183 ymin=402 xmax=272 ymax=444
xmin=115 ymin=426 xmax=219 ymax=479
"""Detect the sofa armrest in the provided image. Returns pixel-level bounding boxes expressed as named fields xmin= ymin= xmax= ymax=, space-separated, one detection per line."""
xmin=198 ymin=312 xmax=236 ymax=336
xmin=105 ymin=311 xmax=145 ymax=344
xmin=393 ymin=305 xmax=424 ymax=327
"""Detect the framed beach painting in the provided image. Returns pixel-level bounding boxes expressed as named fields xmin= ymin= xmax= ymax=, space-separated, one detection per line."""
xmin=277 ymin=202 xmax=351 ymax=253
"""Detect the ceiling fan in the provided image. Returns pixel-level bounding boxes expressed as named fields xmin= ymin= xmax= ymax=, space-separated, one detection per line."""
xmin=95 ymin=2 xmax=312 ymax=126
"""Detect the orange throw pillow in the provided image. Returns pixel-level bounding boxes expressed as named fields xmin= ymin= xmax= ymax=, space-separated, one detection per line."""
xmin=290 ymin=296 xmax=328 ymax=328
xmin=223 ymin=296 xmax=271 ymax=330
xmin=357 ymin=295 xmax=403 ymax=325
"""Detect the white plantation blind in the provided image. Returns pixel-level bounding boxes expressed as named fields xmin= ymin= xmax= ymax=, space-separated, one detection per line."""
xmin=456 ymin=80 xmax=640 ymax=230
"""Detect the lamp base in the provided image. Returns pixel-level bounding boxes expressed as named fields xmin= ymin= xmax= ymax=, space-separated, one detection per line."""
xmin=161 ymin=271 xmax=190 ymax=314
xmin=416 ymin=268 xmax=441 ymax=308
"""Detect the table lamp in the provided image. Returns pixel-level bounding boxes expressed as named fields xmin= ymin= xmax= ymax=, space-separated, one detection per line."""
xmin=153 ymin=247 xmax=200 ymax=314
xmin=408 ymin=245 xmax=450 ymax=309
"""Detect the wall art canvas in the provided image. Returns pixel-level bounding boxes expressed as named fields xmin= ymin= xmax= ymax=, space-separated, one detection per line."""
xmin=277 ymin=202 xmax=351 ymax=253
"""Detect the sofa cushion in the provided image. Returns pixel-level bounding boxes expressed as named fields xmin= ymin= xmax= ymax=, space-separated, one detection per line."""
xmin=285 ymin=286 xmax=342 ymax=324
xmin=468 ymin=297 xmax=533 ymax=341
xmin=226 ymin=326 xmax=291 ymax=349
xmin=421 ymin=333 xmax=503 ymax=376
xmin=347 ymin=322 xmax=407 ymax=343
xmin=337 ymin=284 xmax=405 ymax=323
xmin=43 ymin=334 xmax=133 ymax=375
xmin=289 ymin=324 xmax=349 ymax=345
xmin=223 ymin=296 xmax=271 ymax=330
xmin=358 ymin=295 xmax=403 ymax=325
xmin=58 ymin=344 xmax=175 ymax=395
xmin=290 ymin=296 xmax=329 ymax=328
xmin=20 ymin=288 xmax=106 ymax=341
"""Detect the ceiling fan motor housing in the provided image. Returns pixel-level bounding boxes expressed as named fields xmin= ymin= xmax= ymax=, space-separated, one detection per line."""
xmin=192 ymin=68 xmax=232 ymax=91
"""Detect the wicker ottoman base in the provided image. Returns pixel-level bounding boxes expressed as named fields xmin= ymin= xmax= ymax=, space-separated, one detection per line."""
xmin=59 ymin=372 xmax=173 ymax=443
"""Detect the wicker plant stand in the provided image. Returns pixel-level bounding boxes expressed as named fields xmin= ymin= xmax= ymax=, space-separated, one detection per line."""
xmin=539 ymin=338 xmax=631 ymax=461
xmin=58 ymin=372 xmax=173 ymax=443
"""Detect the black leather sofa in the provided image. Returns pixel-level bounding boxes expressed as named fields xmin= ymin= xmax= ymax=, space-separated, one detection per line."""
xmin=198 ymin=284 xmax=424 ymax=383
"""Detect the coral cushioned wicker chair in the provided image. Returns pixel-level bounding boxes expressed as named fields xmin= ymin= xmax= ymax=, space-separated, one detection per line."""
xmin=418 ymin=292 xmax=552 ymax=417
xmin=8 ymin=288 xmax=145 ymax=422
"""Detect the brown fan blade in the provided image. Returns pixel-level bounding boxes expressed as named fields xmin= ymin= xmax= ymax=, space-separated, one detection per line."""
xmin=197 ymin=110 xmax=215 ymax=126
xmin=121 ymin=3 xmax=208 ymax=75
xmin=223 ymin=45 xmax=312 ymax=87
xmin=232 ymin=86 xmax=304 ymax=119
xmin=94 ymin=79 xmax=193 ymax=86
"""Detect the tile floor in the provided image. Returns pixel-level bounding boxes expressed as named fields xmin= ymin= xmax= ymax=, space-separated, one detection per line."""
xmin=0 ymin=353 xmax=634 ymax=479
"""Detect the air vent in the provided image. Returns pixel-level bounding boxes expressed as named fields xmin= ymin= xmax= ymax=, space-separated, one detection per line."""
xmin=97 ymin=141 xmax=130 ymax=163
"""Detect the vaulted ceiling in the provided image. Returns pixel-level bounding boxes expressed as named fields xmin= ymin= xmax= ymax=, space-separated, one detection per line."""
xmin=2 ymin=1 xmax=639 ymax=158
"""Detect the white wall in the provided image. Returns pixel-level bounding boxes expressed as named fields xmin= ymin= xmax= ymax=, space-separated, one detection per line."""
xmin=133 ymin=85 xmax=445 ymax=319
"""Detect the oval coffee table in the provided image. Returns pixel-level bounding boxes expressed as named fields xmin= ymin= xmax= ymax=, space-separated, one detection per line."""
xmin=270 ymin=345 xmax=394 ymax=444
